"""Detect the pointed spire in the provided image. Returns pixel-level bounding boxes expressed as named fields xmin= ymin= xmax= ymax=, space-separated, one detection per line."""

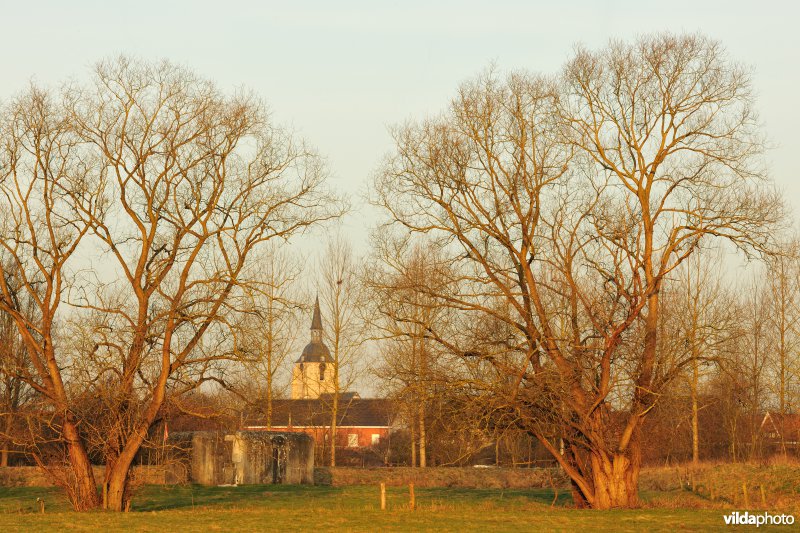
xmin=311 ymin=296 xmax=323 ymax=331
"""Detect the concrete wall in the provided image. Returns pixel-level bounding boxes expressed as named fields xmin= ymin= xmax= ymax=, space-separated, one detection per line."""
xmin=0 ymin=465 xmax=188 ymax=487
xmin=190 ymin=431 xmax=234 ymax=485
xmin=0 ymin=431 xmax=313 ymax=488
xmin=189 ymin=430 xmax=313 ymax=485
xmin=284 ymin=433 xmax=315 ymax=484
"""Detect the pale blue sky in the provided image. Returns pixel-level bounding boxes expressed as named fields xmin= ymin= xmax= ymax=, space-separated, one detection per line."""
xmin=2 ymin=1 xmax=796 ymax=393
xmin=1 ymin=0 xmax=798 ymax=250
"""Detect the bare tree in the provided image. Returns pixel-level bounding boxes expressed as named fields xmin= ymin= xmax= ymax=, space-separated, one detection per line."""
xmin=728 ymin=276 xmax=773 ymax=460
xmin=674 ymin=250 xmax=732 ymax=464
xmin=766 ymin=238 xmax=800 ymax=452
xmin=373 ymin=35 xmax=780 ymax=508
xmin=0 ymin=58 xmax=341 ymax=511
xmin=366 ymin=238 xmax=453 ymax=467
xmin=318 ymin=235 xmax=364 ymax=466
xmin=560 ymin=33 xmax=778 ymax=497
xmin=235 ymin=244 xmax=304 ymax=428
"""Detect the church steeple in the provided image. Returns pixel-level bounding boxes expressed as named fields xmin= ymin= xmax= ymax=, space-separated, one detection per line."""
xmin=296 ymin=297 xmax=331 ymax=363
xmin=310 ymin=296 xmax=323 ymax=342
xmin=292 ymin=296 xmax=335 ymax=399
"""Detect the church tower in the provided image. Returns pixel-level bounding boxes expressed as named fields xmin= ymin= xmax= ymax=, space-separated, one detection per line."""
xmin=291 ymin=297 xmax=336 ymax=399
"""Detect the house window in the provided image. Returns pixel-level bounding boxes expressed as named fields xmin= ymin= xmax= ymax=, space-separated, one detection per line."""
xmin=319 ymin=363 xmax=326 ymax=381
xmin=371 ymin=434 xmax=380 ymax=445
xmin=347 ymin=433 xmax=359 ymax=448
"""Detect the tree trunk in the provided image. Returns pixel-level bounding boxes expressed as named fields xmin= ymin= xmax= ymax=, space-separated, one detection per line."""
xmin=589 ymin=452 xmax=639 ymax=509
xmin=104 ymin=375 xmax=168 ymax=511
xmin=266 ymin=382 xmax=273 ymax=430
xmin=548 ymin=420 xmax=643 ymax=509
xmin=63 ymin=419 xmax=101 ymax=511
xmin=418 ymin=401 xmax=427 ymax=468
xmin=778 ymin=283 xmax=787 ymax=456
xmin=105 ymin=422 xmax=149 ymax=512
xmin=0 ymin=412 xmax=10 ymax=466
xmin=267 ymin=292 xmax=274 ymax=430
xmin=691 ymin=358 xmax=700 ymax=465
xmin=410 ymin=420 xmax=416 ymax=467
xmin=330 ymin=390 xmax=338 ymax=467
xmin=417 ymin=331 xmax=427 ymax=469
xmin=106 ymin=461 xmax=132 ymax=512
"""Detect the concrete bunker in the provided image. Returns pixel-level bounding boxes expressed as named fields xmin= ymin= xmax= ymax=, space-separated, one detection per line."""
xmin=190 ymin=430 xmax=314 ymax=485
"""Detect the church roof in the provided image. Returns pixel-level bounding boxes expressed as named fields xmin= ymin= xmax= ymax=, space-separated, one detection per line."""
xmin=263 ymin=398 xmax=394 ymax=428
xmin=297 ymin=341 xmax=332 ymax=363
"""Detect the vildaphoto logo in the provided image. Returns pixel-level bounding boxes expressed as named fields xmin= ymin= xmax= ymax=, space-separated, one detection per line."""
xmin=723 ymin=511 xmax=795 ymax=527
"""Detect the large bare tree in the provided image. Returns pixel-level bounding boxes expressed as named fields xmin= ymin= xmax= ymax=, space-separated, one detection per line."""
xmin=0 ymin=58 xmax=341 ymax=510
xmin=373 ymin=35 xmax=780 ymax=508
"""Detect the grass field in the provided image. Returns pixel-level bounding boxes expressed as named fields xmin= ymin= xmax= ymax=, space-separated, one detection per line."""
xmin=0 ymin=484 xmax=775 ymax=532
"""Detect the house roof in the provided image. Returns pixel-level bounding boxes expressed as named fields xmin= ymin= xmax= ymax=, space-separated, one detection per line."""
xmin=760 ymin=412 xmax=800 ymax=437
xmin=246 ymin=397 xmax=393 ymax=428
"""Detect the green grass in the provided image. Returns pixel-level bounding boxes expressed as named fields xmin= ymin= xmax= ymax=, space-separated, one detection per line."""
xmin=0 ymin=484 xmax=776 ymax=532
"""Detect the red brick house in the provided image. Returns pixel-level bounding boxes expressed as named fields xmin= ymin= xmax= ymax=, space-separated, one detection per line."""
xmin=247 ymin=394 xmax=392 ymax=451
xmin=760 ymin=412 xmax=800 ymax=454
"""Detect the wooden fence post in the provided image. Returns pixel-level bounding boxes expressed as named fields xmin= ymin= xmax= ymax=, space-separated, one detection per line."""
xmin=760 ymin=485 xmax=767 ymax=508
xmin=742 ymin=482 xmax=750 ymax=508
xmin=409 ymin=483 xmax=415 ymax=510
xmin=380 ymin=482 xmax=386 ymax=511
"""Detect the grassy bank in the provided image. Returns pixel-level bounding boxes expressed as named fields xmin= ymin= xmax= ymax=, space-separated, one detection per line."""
xmin=2 ymin=463 xmax=798 ymax=531
xmin=0 ymin=484 xmax=744 ymax=532
xmin=322 ymin=465 xmax=567 ymax=489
